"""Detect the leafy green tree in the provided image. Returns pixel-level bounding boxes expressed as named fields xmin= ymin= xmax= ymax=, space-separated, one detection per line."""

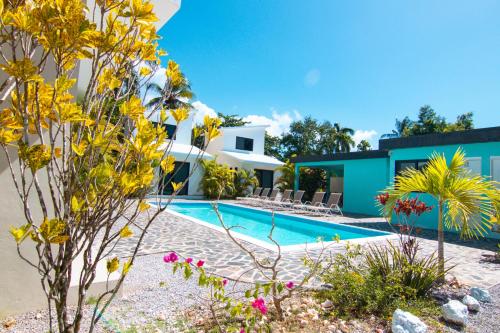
xmin=274 ymin=160 xmax=295 ymax=191
xmin=217 ymin=112 xmax=250 ymax=127
xmin=380 ymin=148 xmax=499 ymax=279
xmin=264 ymin=132 xmax=283 ymax=160
xmin=300 ymin=168 xmax=327 ymax=201
xmin=233 ymin=168 xmax=259 ymax=197
xmin=382 ymin=106 xmax=474 ymax=138
xmin=199 ymin=159 xmax=235 ymax=199
xmin=356 ymin=140 xmax=371 ymax=151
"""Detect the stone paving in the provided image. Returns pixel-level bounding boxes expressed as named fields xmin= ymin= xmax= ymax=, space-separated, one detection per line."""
xmin=112 ymin=200 xmax=500 ymax=288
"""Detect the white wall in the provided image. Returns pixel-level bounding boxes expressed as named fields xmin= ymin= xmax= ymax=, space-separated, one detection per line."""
xmin=0 ymin=0 xmax=181 ymax=317
xmin=206 ymin=126 xmax=267 ymax=155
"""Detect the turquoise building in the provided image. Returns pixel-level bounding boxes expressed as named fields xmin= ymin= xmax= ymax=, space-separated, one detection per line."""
xmin=292 ymin=126 xmax=500 ymax=238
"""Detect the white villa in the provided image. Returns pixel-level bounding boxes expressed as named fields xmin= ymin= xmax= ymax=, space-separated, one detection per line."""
xmin=205 ymin=125 xmax=284 ymax=188
xmin=154 ymin=116 xmax=284 ymax=198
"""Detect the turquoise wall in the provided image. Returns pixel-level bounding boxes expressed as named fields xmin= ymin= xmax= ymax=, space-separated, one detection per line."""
xmin=389 ymin=142 xmax=500 ymax=239
xmin=295 ymin=157 xmax=389 ymax=216
xmin=295 ymin=141 xmax=500 ymax=239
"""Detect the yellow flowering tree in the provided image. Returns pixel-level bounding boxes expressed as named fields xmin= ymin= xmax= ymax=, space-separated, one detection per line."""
xmin=0 ymin=1 xmax=220 ymax=332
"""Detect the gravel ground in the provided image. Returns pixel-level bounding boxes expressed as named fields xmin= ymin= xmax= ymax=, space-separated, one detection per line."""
xmin=1 ymin=252 xmax=498 ymax=333
xmin=465 ymin=283 xmax=500 ymax=333
xmin=0 ymin=253 xmax=249 ymax=333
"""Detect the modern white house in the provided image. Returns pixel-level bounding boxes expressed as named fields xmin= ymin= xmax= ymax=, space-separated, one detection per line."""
xmin=205 ymin=125 xmax=284 ymax=189
xmin=152 ymin=118 xmax=284 ymax=198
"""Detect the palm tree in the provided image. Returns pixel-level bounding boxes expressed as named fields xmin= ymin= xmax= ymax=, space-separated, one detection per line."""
xmin=381 ymin=148 xmax=499 ymax=280
xmin=333 ymin=123 xmax=354 ymax=153
xmin=145 ymin=61 xmax=194 ymax=110
xmin=274 ymin=160 xmax=295 ymax=191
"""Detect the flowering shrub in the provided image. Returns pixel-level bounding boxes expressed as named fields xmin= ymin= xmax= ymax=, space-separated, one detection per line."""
xmin=163 ymin=252 xmax=299 ymax=332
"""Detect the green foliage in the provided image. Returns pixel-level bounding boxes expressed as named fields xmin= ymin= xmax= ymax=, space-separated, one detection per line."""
xmin=317 ymin=242 xmax=442 ymax=319
xmin=217 ymin=112 xmax=250 ymax=127
xmin=264 ymin=132 xmax=283 ymax=160
xmin=299 ymin=167 xmax=326 ymax=201
xmin=274 ymin=160 xmax=295 ymax=191
xmin=279 ymin=117 xmax=355 ymax=159
xmin=382 ymin=105 xmax=474 ymax=138
xmin=356 ymin=139 xmax=371 ymax=151
xmin=199 ymin=159 xmax=235 ymax=199
xmin=233 ymin=168 xmax=259 ymax=198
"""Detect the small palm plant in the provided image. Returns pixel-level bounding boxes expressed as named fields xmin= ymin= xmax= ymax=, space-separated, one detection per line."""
xmin=380 ymin=148 xmax=499 ymax=280
xmin=274 ymin=160 xmax=295 ymax=191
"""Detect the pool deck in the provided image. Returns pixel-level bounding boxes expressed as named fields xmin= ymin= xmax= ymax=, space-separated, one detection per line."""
xmin=112 ymin=199 xmax=500 ymax=289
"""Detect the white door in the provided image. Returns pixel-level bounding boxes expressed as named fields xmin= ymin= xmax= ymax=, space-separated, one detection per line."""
xmin=491 ymin=157 xmax=500 ymax=184
xmin=464 ymin=157 xmax=482 ymax=176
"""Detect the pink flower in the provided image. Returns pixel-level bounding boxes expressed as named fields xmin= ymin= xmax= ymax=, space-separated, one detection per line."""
xmin=240 ymin=329 xmax=245 ymax=333
xmin=285 ymin=281 xmax=294 ymax=289
xmin=223 ymin=279 xmax=228 ymax=286
xmin=251 ymin=297 xmax=267 ymax=315
xmin=196 ymin=260 xmax=205 ymax=268
xmin=163 ymin=252 xmax=178 ymax=263
xmin=185 ymin=257 xmax=193 ymax=264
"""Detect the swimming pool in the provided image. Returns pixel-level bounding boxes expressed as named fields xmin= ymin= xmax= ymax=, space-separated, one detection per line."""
xmin=164 ymin=202 xmax=389 ymax=248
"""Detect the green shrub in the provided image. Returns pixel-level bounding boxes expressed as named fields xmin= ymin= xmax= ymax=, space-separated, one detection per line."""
xmin=233 ymin=168 xmax=258 ymax=198
xmin=317 ymin=241 xmax=443 ymax=319
xmin=199 ymin=159 xmax=235 ymax=199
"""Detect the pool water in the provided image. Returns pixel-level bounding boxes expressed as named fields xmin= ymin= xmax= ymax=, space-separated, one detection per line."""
xmin=166 ymin=202 xmax=388 ymax=246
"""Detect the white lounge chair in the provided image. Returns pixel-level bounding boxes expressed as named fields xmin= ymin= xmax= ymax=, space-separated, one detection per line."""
xmin=257 ymin=188 xmax=280 ymax=206
xmin=245 ymin=188 xmax=270 ymax=205
xmin=309 ymin=192 xmax=343 ymax=216
xmin=268 ymin=189 xmax=293 ymax=210
xmin=293 ymin=191 xmax=326 ymax=214
xmin=280 ymin=190 xmax=305 ymax=210
xmin=237 ymin=187 xmax=262 ymax=201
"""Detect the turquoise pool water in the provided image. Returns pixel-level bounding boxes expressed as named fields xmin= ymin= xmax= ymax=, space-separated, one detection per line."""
xmin=166 ymin=202 xmax=388 ymax=246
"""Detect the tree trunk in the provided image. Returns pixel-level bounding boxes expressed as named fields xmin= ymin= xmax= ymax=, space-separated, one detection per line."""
xmin=437 ymin=200 xmax=445 ymax=283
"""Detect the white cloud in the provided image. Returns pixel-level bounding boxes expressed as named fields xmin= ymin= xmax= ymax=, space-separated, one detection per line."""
xmin=353 ymin=129 xmax=378 ymax=147
xmin=243 ymin=109 xmax=302 ymax=137
xmin=192 ymin=101 xmax=217 ymax=125
xmin=304 ymin=69 xmax=321 ymax=86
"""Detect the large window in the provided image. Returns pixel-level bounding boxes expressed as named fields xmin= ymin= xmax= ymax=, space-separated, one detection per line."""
xmin=235 ymin=136 xmax=254 ymax=151
xmin=152 ymin=122 xmax=177 ymax=139
xmin=395 ymin=159 xmax=428 ymax=175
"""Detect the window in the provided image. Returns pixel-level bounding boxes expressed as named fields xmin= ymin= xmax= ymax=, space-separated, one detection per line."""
xmin=464 ymin=157 xmax=482 ymax=176
xmin=236 ymin=136 xmax=254 ymax=151
xmin=395 ymin=159 xmax=428 ymax=175
xmin=152 ymin=122 xmax=177 ymax=139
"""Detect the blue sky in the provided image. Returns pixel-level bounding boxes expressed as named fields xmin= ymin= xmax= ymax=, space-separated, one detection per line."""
xmin=158 ymin=0 xmax=500 ymax=148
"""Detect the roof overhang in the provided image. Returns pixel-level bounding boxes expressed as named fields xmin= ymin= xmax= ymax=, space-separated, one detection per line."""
xmin=291 ymin=150 xmax=389 ymax=164
xmin=218 ymin=150 xmax=284 ymax=169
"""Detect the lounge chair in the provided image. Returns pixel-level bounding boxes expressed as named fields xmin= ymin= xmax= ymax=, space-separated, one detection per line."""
xmin=245 ymin=188 xmax=270 ymax=205
xmin=268 ymin=189 xmax=293 ymax=209
xmin=237 ymin=187 xmax=262 ymax=201
xmin=293 ymin=191 xmax=326 ymax=214
xmin=279 ymin=190 xmax=305 ymax=210
xmin=257 ymin=188 xmax=280 ymax=206
xmin=309 ymin=192 xmax=343 ymax=216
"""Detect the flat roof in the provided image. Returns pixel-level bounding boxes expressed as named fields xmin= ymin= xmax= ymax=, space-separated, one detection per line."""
xmin=292 ymin=150 xmax=389 ymax=163
xmin=379 ymin=126 xmax=500 ymax=150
